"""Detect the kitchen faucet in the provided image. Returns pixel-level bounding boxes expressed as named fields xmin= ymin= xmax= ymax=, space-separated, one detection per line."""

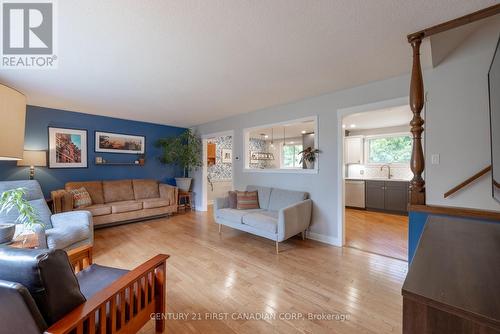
xmin=380 ymin=164 xmax=392 ymax=179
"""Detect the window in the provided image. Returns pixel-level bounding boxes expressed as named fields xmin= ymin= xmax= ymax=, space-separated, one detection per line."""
xmin=367 ymin=134 xmax=411 ymax=164
xmin=243 ymin=116 xmax=318 ymax=173
xmin=282 ymin=144 xmax=303 ymax=168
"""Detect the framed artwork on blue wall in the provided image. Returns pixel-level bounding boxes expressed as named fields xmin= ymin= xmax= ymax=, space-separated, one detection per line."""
xmin=95 ymin=131 xmax=145 ymax=154
xmin=48 ymin=127 xmax=88 ymax=168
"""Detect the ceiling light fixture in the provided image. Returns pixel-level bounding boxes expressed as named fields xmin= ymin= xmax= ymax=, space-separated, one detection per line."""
xmin=342 ymin=124 xmax=346 ymax=129
xmin=301 ymin=130 xmax=306 ymax=134
xmin=350 ymin=124 xmax=356 ymax=128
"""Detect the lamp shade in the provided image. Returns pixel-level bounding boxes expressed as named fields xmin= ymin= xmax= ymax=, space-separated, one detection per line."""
xmin=17 ymin=151 xmax=47 ymax=167
xmin=0 ymin=84 xmax=26 ymax=160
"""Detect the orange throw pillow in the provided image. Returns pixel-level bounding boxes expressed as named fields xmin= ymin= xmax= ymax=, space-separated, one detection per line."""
xmin=236 ymin=190 xmax=259 ymax=210
xmin=70 ymin=187 xmax=92 ymax=208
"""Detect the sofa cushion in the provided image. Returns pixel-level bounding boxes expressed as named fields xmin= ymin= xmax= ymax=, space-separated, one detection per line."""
xmin=142 ymin=198 xmax=170 ymax=209
xmin=228 ymin=191 xmax=237 ymax=209
xmin=132 ymin=179 xmax=160 ymax=200
xmin=1 ymin=198 xmax=53 ymax=230
xmin=242 ymin=211 xmax=278 ymax=234
xmin=76 ymin=264 xmax=129 ymax=299
xmin=246 ymin=185 xmax=272 ymax=209
xmin=78 ymin=204 xmax=111 ymax=217
xmin=236 ymin=191 xmax=259 ymax=210
xmin=66 ymin=181 xmax=104 ymax=205
xmin=45 ymin=223 xmax=91 ymax=250
xmin=216 ymin=208 xmax=262 ymax=223
xmin=0 ymin=180 xmax=44 ymax=201
xmin=111 ymin=200 xmax=143 ymax=214
xmin=268 ymin=188 xmax=308 ymax=211
xmin=102 ymin=180 xmax=134 ymax=203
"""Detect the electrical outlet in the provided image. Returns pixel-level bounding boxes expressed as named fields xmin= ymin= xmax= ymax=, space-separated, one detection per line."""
xmin=431 ymin=154 xmax=440 ymax=165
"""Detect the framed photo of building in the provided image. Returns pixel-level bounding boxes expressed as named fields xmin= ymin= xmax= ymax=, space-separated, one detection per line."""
xmin=95 ymin=131 xmax=145 ymax=154
xmin=48 ymin=127 xmax=88 ymax=168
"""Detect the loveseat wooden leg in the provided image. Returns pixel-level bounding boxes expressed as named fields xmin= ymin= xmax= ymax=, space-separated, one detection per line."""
xmin=301 ymin=231 xmax=305 ymax=240
xmin=275 ymin=241 xmax=279 ymax=254
xmin=154 ymin=262 xmax=166 ymax=333
xmin=218 ymin=224 xmax=222 ymax=234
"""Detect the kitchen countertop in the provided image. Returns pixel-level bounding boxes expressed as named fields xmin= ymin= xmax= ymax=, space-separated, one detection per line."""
xmin=345 ymin=177 xmax=410 ymax=182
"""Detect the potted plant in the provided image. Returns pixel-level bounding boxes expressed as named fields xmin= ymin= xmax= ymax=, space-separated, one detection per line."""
xmin=157 ymin=129 xmax=202 ymax=192
xmin=299 ymin=147 xmax=321 ymax=169
xmin=0 ymin=188 xmax=42 ymax=244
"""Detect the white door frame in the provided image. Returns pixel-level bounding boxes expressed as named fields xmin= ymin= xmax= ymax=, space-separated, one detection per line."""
xmin=336 ymin=97 xmax=409 ymax=246
xmin=200 ymin=130 xmax=235 ymax=212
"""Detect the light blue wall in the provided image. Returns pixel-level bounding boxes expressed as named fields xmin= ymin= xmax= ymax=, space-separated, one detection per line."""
xmin=193 ymin=74 xmax=411 ymax=243
xmin=193 ymin=17 xmax=500 ymax=245
xmin=0 ymin=106 xmax=186 ymax=197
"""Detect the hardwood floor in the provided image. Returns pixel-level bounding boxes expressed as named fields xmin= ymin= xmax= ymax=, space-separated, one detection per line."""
xmin=93 ymin=209 xmax=407 ymax=334
xmin=345 ymin=208 xmax=408 ymax=261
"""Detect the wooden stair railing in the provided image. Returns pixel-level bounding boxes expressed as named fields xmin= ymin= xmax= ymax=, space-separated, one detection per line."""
xmin=444 ymin=165 xmax=492 ymax=198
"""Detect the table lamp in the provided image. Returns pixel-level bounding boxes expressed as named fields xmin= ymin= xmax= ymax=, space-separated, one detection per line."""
xmin=17 ymin=151 xmax=47 ymax=179
xmin=0 ymin=84 xmax=26 ymax=160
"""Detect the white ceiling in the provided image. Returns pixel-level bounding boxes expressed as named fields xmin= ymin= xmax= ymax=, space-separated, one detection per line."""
xmin=0 ymin=0 xmax=497 ymax=127
xmin=343 ymin=105 xmax=412 ymax=130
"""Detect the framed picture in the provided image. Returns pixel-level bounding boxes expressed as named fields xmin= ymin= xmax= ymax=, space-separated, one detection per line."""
xmin=48 ymin=127 xmax=88 ymax=168
xmin=221 ymin=149 xmax=232 ymax=163
xmin=95 ymin=131 xmax=145 ymax=154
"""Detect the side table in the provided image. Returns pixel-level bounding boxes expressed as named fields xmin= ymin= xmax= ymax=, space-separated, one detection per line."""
xmin=178 ymin=191 xmax=194 ymax=212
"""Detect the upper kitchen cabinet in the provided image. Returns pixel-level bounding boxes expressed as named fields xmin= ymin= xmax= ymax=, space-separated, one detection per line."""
xmin=344 ymin=136 xmax=364 ymax=164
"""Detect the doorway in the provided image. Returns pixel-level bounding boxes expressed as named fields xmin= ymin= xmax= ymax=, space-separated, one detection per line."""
xmin=200 ymin=131 xmax=234 ymax=212
xmin=338 ymin=98 xmax=412 ymax=261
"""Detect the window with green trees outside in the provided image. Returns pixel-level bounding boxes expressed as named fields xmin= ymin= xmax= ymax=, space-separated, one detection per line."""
xmin=367 ymin=135 xmax=411 ymax=164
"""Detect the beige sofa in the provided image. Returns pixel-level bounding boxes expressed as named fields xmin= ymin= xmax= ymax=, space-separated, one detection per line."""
xmin=51 ymin=179 xmax=178 ymax=228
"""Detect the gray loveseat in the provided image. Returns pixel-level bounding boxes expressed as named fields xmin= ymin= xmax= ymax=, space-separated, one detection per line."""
xmin=0 ymin=180 xmax=93 ymax=251
xmin=214 ymin=185 xmax=312 ymax=253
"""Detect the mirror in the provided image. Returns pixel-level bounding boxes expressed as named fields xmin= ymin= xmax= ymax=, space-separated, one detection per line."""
xmin=244 ymin=117 xmax=317 ymax=171
xmin=489 ymin=36 xmax=500 ymax=202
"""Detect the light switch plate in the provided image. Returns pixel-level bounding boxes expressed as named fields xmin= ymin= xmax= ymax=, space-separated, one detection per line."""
xmin=431 ymin=154 xmax=440 ymax=165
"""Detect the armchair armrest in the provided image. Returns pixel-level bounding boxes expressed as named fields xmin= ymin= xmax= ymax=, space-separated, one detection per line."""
xmin=277 ymin=199 xmax=312 ymax=241
xmin=213 ymin=197 xmax=229 ymax=220
xmin=45 ymin=254 xmax=170 ymax=334
xmin=46 ymin=211 xmax=94 ymax=249
xmin=51 ymin=190 xmax=74 ymax=213
xmin=67 ymin=245 xmax=93 ymax=273
xmin=159 ymin=183 xmax=178 ymax=207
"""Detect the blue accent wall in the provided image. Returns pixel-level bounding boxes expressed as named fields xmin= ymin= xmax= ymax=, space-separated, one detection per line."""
xmin=0 ymin=106 xmax=186 ymax=197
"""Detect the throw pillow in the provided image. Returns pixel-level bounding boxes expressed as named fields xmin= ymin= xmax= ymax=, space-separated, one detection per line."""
xmin=70 ymin=187 xmax=92 ymax=208
xmin=228 ymin=191 xmax=237 ymax=209
xmin=236 ymin=190 xmax=259 ymax=210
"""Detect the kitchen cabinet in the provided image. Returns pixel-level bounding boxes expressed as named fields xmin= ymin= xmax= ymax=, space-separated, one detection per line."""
xmin=365 ymin=180 xmax=409 ymax=213
xmin=344 ymin=136 xmax=364 ymax=164
xmin=345 ymin=180 xmax=365 ymax=208
xmin=207 ymin=143 xmax=216 ymax=166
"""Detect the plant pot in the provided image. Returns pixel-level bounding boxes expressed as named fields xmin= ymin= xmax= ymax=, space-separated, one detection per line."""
xmin=0 ymin=223 xmax=16 ymax=244
xmin=304 ymin=160 xmax=315 ymax=169
xmin=175 ymin=177 xmax=192 ymax=192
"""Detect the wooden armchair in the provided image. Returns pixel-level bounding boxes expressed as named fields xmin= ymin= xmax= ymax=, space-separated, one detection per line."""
xmin=0 ymin=245 xmax=168 ymax=334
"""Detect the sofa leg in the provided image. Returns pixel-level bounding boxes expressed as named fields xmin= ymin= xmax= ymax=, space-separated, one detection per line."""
xmin=301 ymin=231 xmax=305 ymax=240
xmin=218 ymin=224 xmax=222 ymax=234
xmin=275 ymin=241 xmax=279 ymax=254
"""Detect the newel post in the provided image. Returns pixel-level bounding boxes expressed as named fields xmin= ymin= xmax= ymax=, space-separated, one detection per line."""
xmin=408 ymin=34 xmax=426 ymax=205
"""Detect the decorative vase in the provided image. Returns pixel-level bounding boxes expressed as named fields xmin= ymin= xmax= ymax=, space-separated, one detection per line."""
xmin=305 ymin=160 xmax=315 ymax=169
xmin=0 ymin=223 xmax=16 ymax=244
xmin=175 ymin=177 xmax=192 ymax=192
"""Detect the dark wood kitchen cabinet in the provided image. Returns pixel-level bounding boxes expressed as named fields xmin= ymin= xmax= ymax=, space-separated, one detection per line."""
xmin=365 ymin=180 xmax=409 ymax=213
